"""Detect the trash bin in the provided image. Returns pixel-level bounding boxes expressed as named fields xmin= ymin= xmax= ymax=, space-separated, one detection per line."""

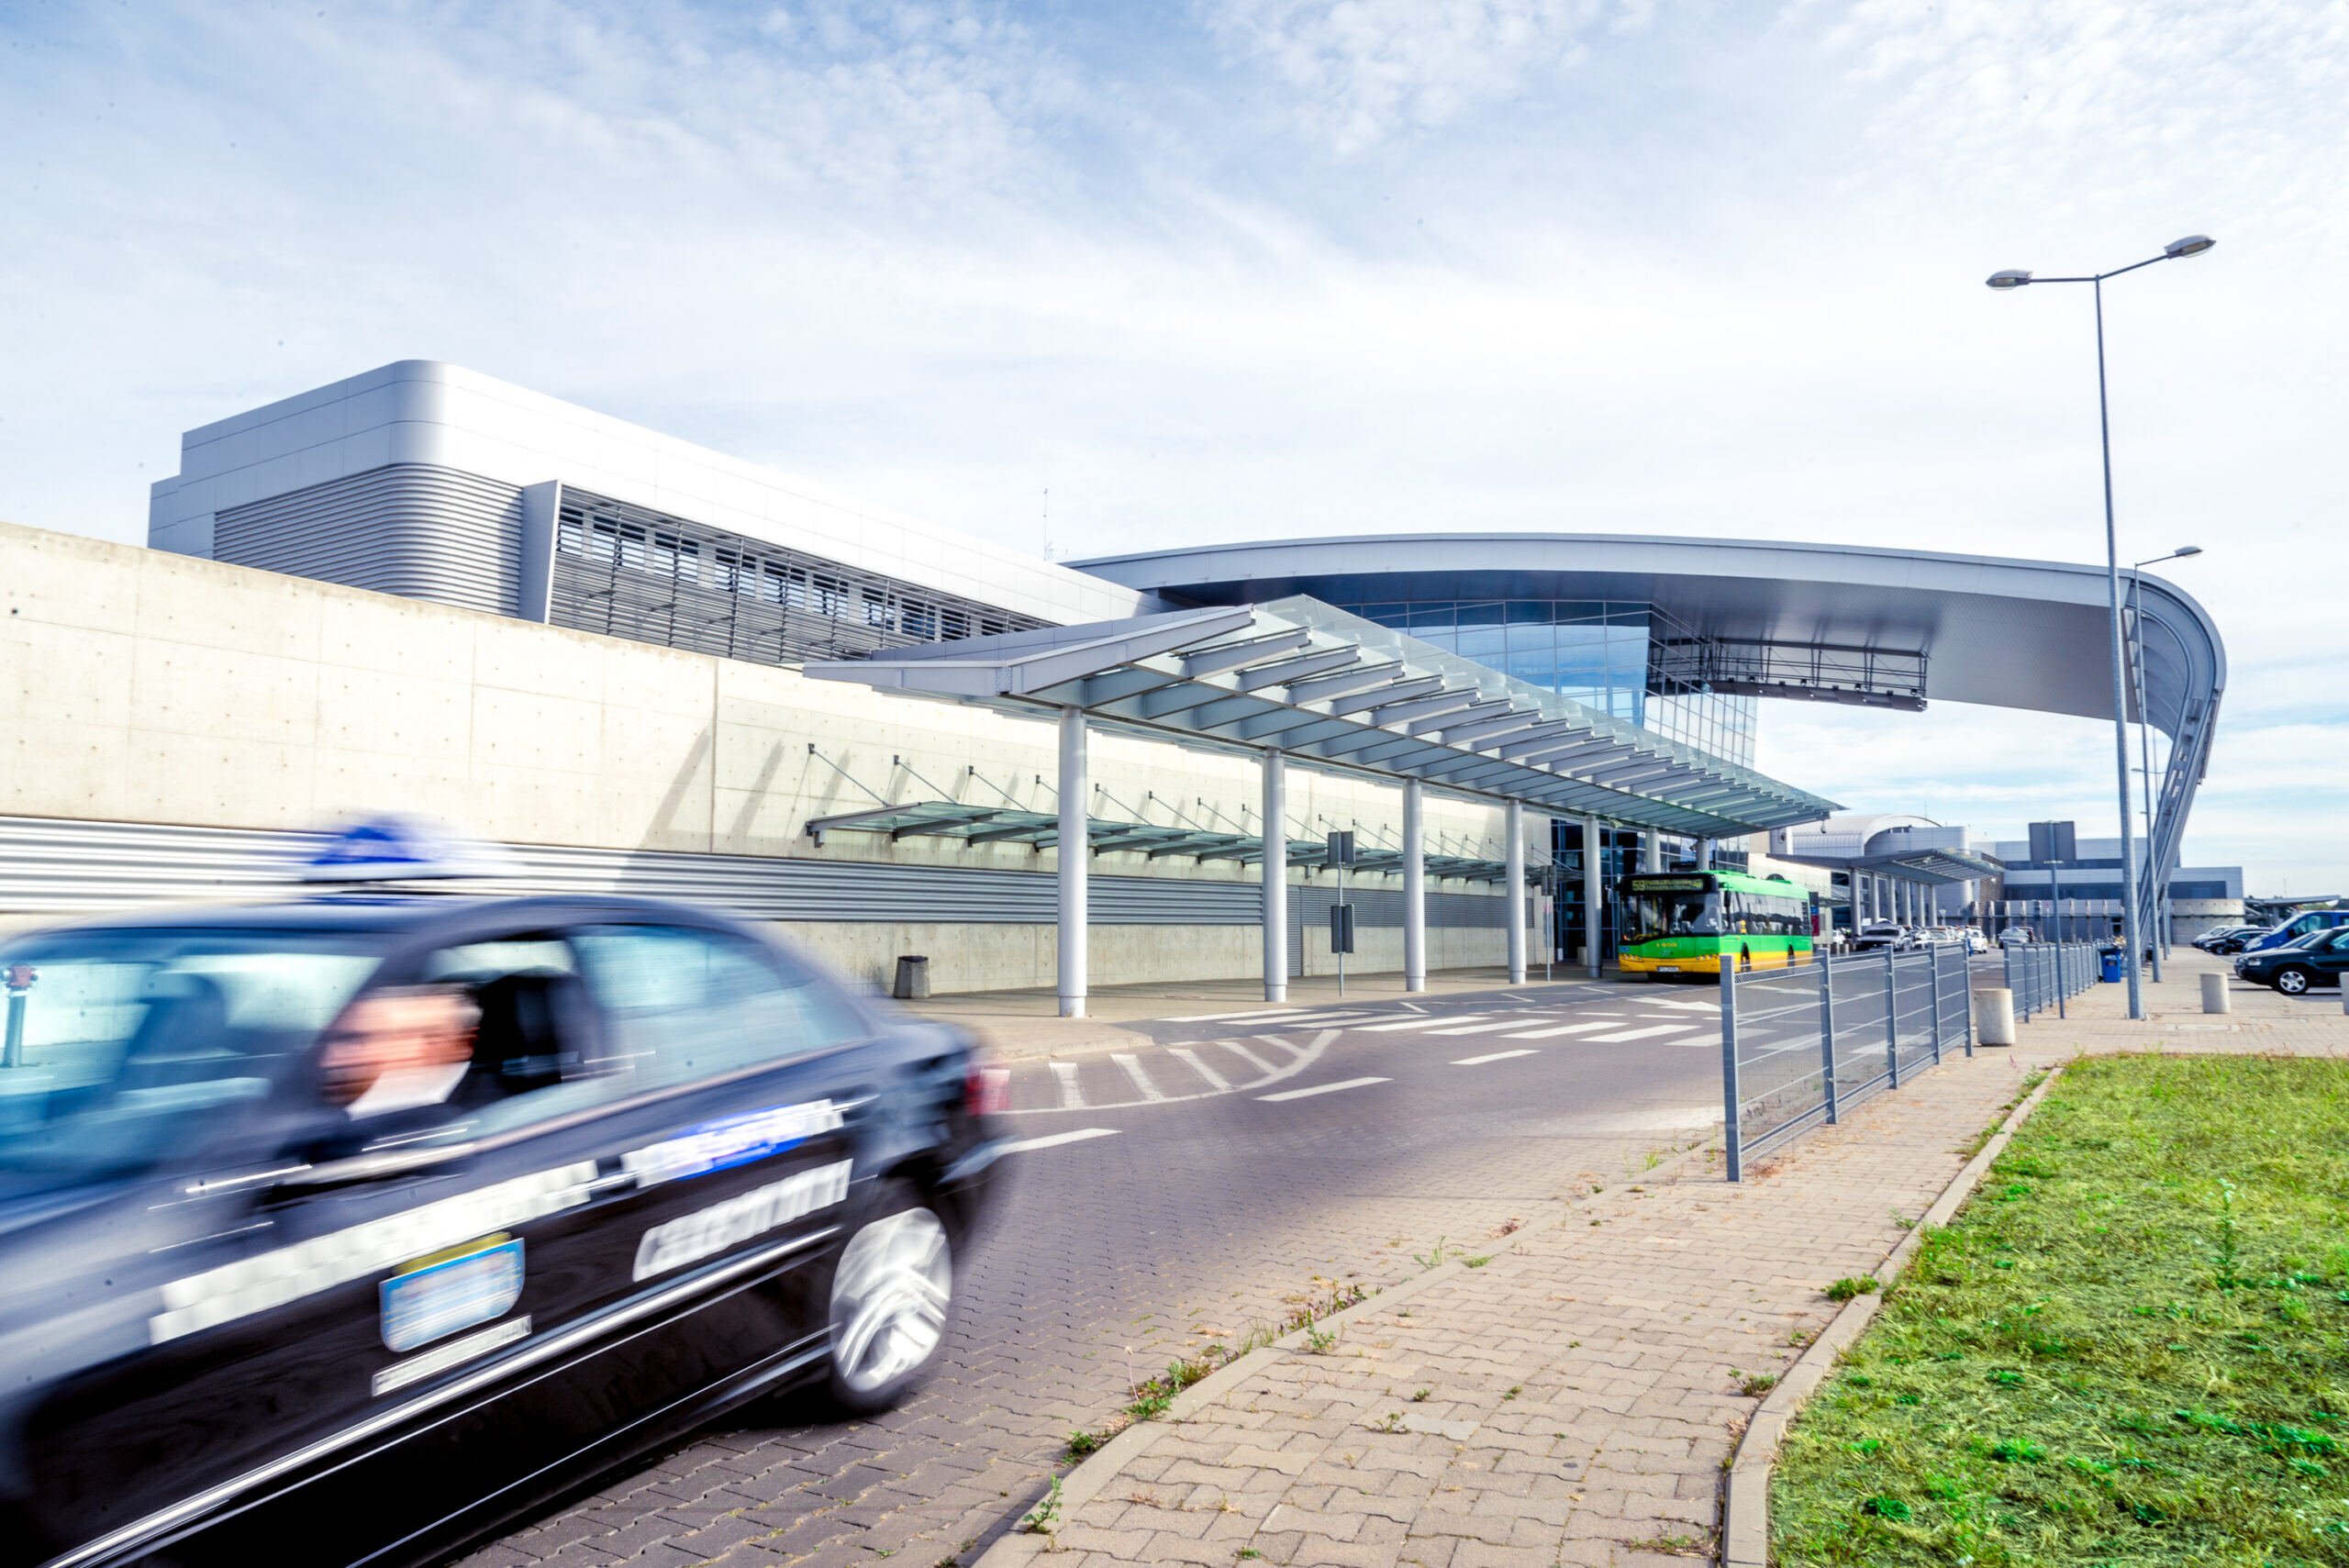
xmin=2099 ymin=946 xmax=2123 ymax=984
xmin=893 ymin=954 xmax=931 ymax=1001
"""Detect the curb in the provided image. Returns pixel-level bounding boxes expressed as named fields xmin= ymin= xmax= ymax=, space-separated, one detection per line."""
xmin=1719 ymin=1063 xmax=2066 ymax=1568
xmin=974 ymin=1131 xmax=1722 ymax=1565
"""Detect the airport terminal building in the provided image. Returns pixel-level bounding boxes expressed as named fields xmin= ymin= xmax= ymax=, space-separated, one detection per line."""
xmin=0 ymin=361 xmax=2227 ymax=1002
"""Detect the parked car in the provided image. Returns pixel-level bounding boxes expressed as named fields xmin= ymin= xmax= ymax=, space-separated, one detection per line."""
xmin=1997 ymin=925 xmax=2035 ymax=948
xmin=1962 ymin=929 xmax=1990 ymax=954
xmin=2241 ymin=909 xmax=2349 ymax=956
xmin=0 ymin=821 xmax=1008 ymax=1568
xmin=1852 ymin=922 xmax=1913 ymax=953
xmin=2235 ymin=927 xmax=2349 ymax=995
xmin=2203 ymin=926 xmax=2267 ymax=955
xmin=2192 ymin=924 xmax=2261 ymax=952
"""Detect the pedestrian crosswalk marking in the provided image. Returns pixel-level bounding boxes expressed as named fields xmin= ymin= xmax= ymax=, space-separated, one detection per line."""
xmin=1355 ymin=1014 xmax=1485 ymax=1033
xmin=1502 ymin=1021 xmax=1622 ymax=1040
xmin=1050 ymin=1060 xmax=1085 ymax=1109
xmin=1170 ymin=1048 xmax=1230 ymax=1092
xmin=1215 ymin=1039 xmax=1275 ymax=1074
xmin=1587 ymin=1022 xmax=1701 ymax=1043
xmin=1452 ymin=1049 xmax=1539 ymax=1066
xmin=1112 ymin=1053 xmax=1165 ymax=1102
xmin=1427 ymin=1018 xmax=1529 ymax=1037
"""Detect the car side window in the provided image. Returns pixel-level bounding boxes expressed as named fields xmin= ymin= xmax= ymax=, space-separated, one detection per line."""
xmin=568 ymin=924 xmax=869 ymax=1089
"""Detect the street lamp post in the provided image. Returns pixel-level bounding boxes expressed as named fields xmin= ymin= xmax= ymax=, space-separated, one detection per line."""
xmin=2129 ymin=545 xmax=2203 ymax=981
xmin=1986 ymin=234 xmax=2214 ymax=1020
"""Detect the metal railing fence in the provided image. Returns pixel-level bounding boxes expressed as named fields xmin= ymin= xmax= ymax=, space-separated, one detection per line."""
xmin=1720 ymin=941 xmax=2101 ymax=1179
xmin=2003 ymin=940 xmax=2102 ymax=1021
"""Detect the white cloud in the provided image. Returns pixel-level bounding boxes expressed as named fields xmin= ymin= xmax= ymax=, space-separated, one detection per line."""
xmin=1198 ymin=0 xmax=1636 ymax=151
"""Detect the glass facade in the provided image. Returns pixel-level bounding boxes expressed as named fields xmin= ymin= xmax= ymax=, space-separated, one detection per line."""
xmin=1323 ymin=597 xmax=1759 ymax=767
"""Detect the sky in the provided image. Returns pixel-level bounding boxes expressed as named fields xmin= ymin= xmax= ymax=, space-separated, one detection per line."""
xmin=3 ymin=0 xmax=2344 ymax=895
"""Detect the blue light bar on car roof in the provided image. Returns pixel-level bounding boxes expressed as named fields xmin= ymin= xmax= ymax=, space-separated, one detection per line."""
xmin=298 ymin=814 xmax=524 ymax=883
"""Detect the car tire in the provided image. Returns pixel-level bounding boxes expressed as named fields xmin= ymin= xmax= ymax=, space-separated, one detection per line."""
xmin=821 ymin=1179 xmax=955 ymax=1417
xmin=2274 ymin=967 xmax=2313 ymax=996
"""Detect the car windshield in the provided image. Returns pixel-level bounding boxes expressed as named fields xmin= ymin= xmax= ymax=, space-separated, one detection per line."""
xmin=0 ymin=928 xmax=384 ymax=1192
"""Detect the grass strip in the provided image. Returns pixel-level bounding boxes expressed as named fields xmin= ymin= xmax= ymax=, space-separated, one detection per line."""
xmin=1772 ymin=1053 xmax=2349 ymax=1566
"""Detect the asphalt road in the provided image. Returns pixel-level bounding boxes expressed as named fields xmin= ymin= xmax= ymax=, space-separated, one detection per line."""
xmin=467 ymin=977 xmax=1737 ymax=1568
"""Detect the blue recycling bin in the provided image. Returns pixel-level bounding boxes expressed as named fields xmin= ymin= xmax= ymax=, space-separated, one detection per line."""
xmin=2099 ymin=947 xmax=2123 ymax=984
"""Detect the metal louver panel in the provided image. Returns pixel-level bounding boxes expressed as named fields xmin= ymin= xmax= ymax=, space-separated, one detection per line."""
xmin=0 ymin=816 xmax=1486 ymax=929
xmin=211 ymin=463 xmax=522 ymax=616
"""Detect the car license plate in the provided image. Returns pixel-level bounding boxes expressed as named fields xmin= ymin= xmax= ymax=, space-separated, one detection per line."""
xmin=1657 ymin=964 xmax=1680 ymax=973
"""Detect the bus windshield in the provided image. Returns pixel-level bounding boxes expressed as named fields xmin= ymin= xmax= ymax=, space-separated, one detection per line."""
xmin=1624 ymin=883 xmax=1721 ymax=946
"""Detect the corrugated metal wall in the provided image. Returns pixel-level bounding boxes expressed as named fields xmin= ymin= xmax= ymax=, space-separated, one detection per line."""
xmin=212 ymin=463 xmax=523 ymax=616
xmin=0 ymin=817 xmax=1502 ymax=929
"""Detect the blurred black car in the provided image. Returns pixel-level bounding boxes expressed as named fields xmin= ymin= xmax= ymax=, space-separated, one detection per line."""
xmin=2234 ymin=927 xmax=2349 ymax=995
xmin=0 ymin=892 xmax=1006 ymax=1568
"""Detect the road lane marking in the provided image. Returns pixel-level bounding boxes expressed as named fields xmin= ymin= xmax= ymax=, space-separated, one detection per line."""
xmin=1215 ymin=1039 xmax=1275 ymax=1074
xmin=1254 ymin=1033 xmax=1308 ymax=1058
xmin=1162 ymin=1007 xmax=1311 ymax=1023
xmin=1355 ymin=1014 xmax=1485 ymax=1032
xmin=1451 ymin=1049 xmax=1539 ymax=1066
xmin=1428 ymin=1019 xmax=1530 ymax=1037
xmin=1050 ymin=1061 xmax=1086 ymax=1109
xmin=1258 ymin=1077 xmax=1390 ymax=1103
xmin=1001 ymin=1128 xmax=1120 ymax=1154
xmin=1170 ymin=1048 xmax=1230 ymax=1092
xmin=1504 ymin=1021 xmax=1623 ymax=1040
xmin=1587 ymin=1023 xmax=1701 ymax=1043
xmin=1111 ymin=1053 xmax=1165 ymax=1101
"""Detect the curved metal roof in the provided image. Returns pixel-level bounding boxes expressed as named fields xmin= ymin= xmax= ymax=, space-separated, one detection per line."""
xmin=1072 ymin=532 xmax=2225 ymax=914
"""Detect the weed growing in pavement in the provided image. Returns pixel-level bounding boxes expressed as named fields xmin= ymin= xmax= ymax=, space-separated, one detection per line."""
xmin=1775 ymin=1055 xmax=2349 ymax=1566
xmin=1463 ymin=1254 xmax=1493 ymax=1269
xmin=1021 ymin=1475 xmax=1063 ymax=1535
xmin=1410 ymin=1387 xmax=1431 ymax=1402
xmin=1373 ymin=1412 xmax=1406 ymax=1433
xmin=1062 ymin=1428 xmax=1105 ymax=1461
xmin=1504 ymin=1385 xmax=1521 ymax=1400
xmin=1302 ymin=1314 xmax=1337 ymax=1355
xmin=1413 ymin=1237 xmax=1452 ymax=1271
xmin=1739 ymin=1373 xmax=1780 ymax=1398
xmin=1823 ymin=1276 xmax=1879 ymax=1303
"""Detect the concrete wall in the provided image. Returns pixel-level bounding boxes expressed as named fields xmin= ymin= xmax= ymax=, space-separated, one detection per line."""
xmin=1 ymin=520 xmax=1528 ymax=993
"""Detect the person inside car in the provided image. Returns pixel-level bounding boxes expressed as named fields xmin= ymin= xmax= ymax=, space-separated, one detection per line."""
xmin=317 ymin=984 xmax=484 ymax=1118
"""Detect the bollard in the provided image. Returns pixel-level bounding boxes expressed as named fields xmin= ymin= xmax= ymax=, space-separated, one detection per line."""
xmin=2199 ymin=971 xmax=2229 ymax=1016
xmin=1974 ymin=986 xmax=2017 ymax=1046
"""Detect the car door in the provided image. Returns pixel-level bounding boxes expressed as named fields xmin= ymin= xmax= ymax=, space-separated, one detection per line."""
xmin=175 ymin=918 xmax=875 ymax=1564
xmin=2312 ymin=929 xmax=2349 ymax=986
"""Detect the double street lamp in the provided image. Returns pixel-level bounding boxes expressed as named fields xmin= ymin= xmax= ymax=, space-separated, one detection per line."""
xmin=1985 ymin=234 xmax=2216 ymax=1021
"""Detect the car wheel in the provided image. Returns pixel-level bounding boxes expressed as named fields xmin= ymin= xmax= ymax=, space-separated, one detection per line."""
xmin=2275 ymin=967 xmax=2312 ymax=996
xmin=823 ymin=1181 xmax=954 ymax=1416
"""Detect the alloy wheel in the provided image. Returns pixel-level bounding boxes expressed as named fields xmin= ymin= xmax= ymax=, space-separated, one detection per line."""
xmin=829 ymin=1207 xmax=952 ymax=1396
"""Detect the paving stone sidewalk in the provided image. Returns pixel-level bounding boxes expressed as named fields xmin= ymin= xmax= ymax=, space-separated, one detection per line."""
xmin=997 ymin=955 xmax=2349 ymax=1568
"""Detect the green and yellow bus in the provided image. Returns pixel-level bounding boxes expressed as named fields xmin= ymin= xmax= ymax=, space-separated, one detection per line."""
xmin=1617 ymin=870 xmax=1816 ymax=976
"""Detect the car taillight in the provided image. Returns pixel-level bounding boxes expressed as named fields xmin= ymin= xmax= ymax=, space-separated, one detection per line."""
xmin=965 ymin=1062 xmax=1010 ymax=1119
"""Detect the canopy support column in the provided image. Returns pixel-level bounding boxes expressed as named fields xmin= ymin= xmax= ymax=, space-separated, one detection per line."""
xmin=1402 ymin=777 xmax=1426 ymax=993
xmin=1262 ymin=751 xmax=1288 ymax=1003
xmin=1057 ymin=706 xmax=1088 ymax=1018
xmin=1642 ymin=832 xmax=1664 ymax=873
xmin=1582 ymin=817 xmax=1602 ymax=979
xmin=1506 ymin=799 xmax=1528 ymax=984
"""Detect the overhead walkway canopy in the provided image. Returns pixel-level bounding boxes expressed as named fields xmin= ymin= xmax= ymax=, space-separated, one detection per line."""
xmin=1776 ymin=845 xmax=2005 ymax=927
xmin=807 ymin=596 xmax=1836 ymax=1016
xmin=807 ymin=596 xmax=1834 ymax=838
xmin=803 ymin=800 xmax=1518 ymax=883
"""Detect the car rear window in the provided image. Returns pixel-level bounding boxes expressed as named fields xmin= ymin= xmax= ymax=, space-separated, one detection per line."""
xmin=0 ymin=929 xmax=384 ymax=1190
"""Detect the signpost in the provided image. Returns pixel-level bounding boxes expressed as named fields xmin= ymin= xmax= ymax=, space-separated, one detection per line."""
xmin=2029 ymin=820 xmax=2076 ymax=944
xmin=1327 ymin=831 xmax=1356 ymax=996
